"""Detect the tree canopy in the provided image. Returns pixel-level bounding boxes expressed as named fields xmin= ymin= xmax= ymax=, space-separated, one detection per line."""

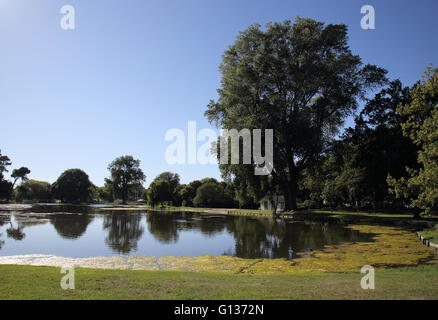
xmin=0 ymin=150 xmax=30 ymax=201
xmin=51 ymin=169 xmax=93 ymax=203
xmin=148 ymin=179 xmax=172 ymax=208
xmin=388 ymin=67 xmax=438 ymax=216
xmin=107 ymin=155 xmax=146 ymax=204
xmin=205 ymin=18 xmax=387 ymax=210
xmin=15 ymin=180 xmax=52 ymax=202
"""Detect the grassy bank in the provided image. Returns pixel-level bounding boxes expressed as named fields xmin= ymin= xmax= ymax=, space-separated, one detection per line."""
xmin=1 ymin=264 xmax=438 ymax=300
xmin=419 ymin=224 xmax=438 ymax=242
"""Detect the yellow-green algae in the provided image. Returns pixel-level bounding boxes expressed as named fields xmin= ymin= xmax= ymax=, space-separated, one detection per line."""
xmin=1 ymin=224 xmax=436 ymax=274
xmin=244 ymin=225 xmax=438 ymax=274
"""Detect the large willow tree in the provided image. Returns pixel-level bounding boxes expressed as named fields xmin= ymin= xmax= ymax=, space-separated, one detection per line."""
xmin=205 ymin=18 xmax=387 ymax=210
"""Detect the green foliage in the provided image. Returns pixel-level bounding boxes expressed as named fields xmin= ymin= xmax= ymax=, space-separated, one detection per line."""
xmin=340 ymin=80 xmax=417 ymax=207
xmin=152 ymin=172 xmax=180 ymax=192
xmin=107 ymin=155 xmax=146 ymax=204
xmin=388 ymin=67 xmax=438 ymax=216
xmin=148 ymin=179 xmax=172 ymax=207
xmin=15 ymin=180 xmax=52 ymax=202
xmin=205 ymin=18 xmax=387 ymax=210
xmin=0 ymin=150 xmax=30 ymax=201
xmin=0 ymin=180 xmax=12 ymax=201
xmin=193 ymin=182 xmax=234 ymax=208
xmin=152 ymin=172 xmax=181 ymax=205
xmin=11 ymin=167 xmax=30 ymax=188
xmin=51 ymin=169 xmax=93 ymax=203
xmin=97 ymin=182 xmax=114 ymax=203
xmin=178 ymin=184 xmax=196 ymax=207
xmin=0 ymin=149 xmax=12 ymax=180
xmin=300 ymin=79 xmax=419 ymax=211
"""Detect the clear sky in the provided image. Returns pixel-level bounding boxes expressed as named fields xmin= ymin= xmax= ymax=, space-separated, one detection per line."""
xmin=1 ymin=0 xmax=437 ymax=187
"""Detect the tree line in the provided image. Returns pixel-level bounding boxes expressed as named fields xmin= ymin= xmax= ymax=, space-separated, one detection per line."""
xmin=0 ymin=152 xmax=237 ymax=208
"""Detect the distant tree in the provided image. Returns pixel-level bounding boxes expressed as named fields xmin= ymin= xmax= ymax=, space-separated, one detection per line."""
xmin=388 ymin=67 xmax=438 ymax=216
xmin=97 ymin=185 xmax=114 ymax=203
xmin=188 ymin=180 xmax=203 ymax=192
xmin=107 ymin=156 xmax=146 ymax=204
xmin=199 ymin=177 xmax=218 ymax=185
xmin=232 ymin=174 xmax=259 ymax=209
xmin=178 ymin=184 xmax=196 ymax=206
xmin=11 ymin=167 xmax=30 ymax=189
xmin=0 ymin=179 xmax=12 ymax=201
xmin=172 ymin=184 xmax=184 ymax=206
xmin=152 ymin=172 xmax=180 ymax=192
xmin=51 ymin=169 xmax=93 ymax=203
xmin=152 ymin=172 xmax=180 ymax=204
xmin=0 ymin=150 xmax=30 ymax=201
xmin=193 ymin=182 xmax=226 ymax=208
xmin=0 ymin=150 xmax=13 ymax=200
xmin=148 ymin=179 xmax=172 ymax=208
xmin=102 ymin=178 xmax=115 ymax=202
xmin=299 ymin=79 xmax=419 ymax=211
xmin=205 ymin=18 xmax=387 ymax=210
xmin=0 ymin=150 xmax=12 ymax=180
xmin=342 ymin=80 xmax=418 ymax=208
xmin=16 ymin=180 xmax=52 ymax=202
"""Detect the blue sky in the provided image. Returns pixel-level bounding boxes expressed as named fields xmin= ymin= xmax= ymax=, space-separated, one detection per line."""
xmin=1 ymin=0 xmax=437 ymax=187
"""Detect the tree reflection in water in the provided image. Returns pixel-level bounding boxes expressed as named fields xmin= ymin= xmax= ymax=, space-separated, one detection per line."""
xmin=6 ymin=217 xmax=26 ymax=241
xmin=0 ymin=218 xmax=6 ymax=248
xmin=50 ymin=214 xmax=94 ymax=239
xmin=103 ymin=212 xmax=144 ymax=254
xmin=144 ymin=211 xmax=374 ymax=259
xmin=146 ymin=212 xmax=231 ymax=243
xmin=146 ymin=212 xmax=179 ymax=243
xmin=223 ymin=217 xmax=372 ymax=259
xmin=0 ymin=206 xmax=374 ymax=258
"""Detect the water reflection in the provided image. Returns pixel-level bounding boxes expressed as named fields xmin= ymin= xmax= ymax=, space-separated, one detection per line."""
xmin=50 ymin=214 xmax=94 ymax=239
xmin=0 ymin=217 xmax=8 ymax=248
xmin=146 ymin=212 xmax=179 ymax=243
xmin=0 ymin=205 xmax=375 ymax=258
xmin=141 ymin=211 xmax=373 ymax=259
xmin=6 ymin=219 xmax=26 ymax=241
xmin=224 ymin=217 xmax=367 ymax=259
xmin=103 ymin=213 xmax=144 ymax=254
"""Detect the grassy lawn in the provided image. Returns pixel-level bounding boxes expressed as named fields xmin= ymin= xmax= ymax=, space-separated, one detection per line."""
xmin=156 ymin=206 xmax=274 ymax=215
xmin=0 ymin=264 xmax=437 ymax=300
xmin=310 ymin=209 xmax=415 ymax=219
xmin=225 ymin=208 xmax=272 ymax=215
xmin=419 ymin=224 xmax=438 ymax=242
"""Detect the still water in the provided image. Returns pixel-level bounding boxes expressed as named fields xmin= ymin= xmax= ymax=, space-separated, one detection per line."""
xmin=0 ymin=205 xmax=374 ymax=259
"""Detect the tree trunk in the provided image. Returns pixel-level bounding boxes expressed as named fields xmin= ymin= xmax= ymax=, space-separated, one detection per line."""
xmin=122 ymin=188 xmax=128 ymax=204
xmin=271 ymin=195 xmax=279 ymax=217
xmin=281 ymin=177 xmax=298 ymax=211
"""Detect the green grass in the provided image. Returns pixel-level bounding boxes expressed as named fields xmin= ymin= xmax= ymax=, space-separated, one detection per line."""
xmin=227 ymin=208 xmax=272 ymax=215
xmin=154 ymin=205 xmax=426 ymax=219
xmin=1 ymin=264 xmax=438 ymax=300
xmin=419 ymin=224 xmax=438 ymax=242
xmin=157 ymin=206 xmax=274 ymax=215
xmin=311 ymin=209 xmax=416 ymax=219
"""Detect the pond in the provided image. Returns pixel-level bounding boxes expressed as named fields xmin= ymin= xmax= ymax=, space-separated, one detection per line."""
xmin=0 ymin=205 xmax=375 ymax=259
